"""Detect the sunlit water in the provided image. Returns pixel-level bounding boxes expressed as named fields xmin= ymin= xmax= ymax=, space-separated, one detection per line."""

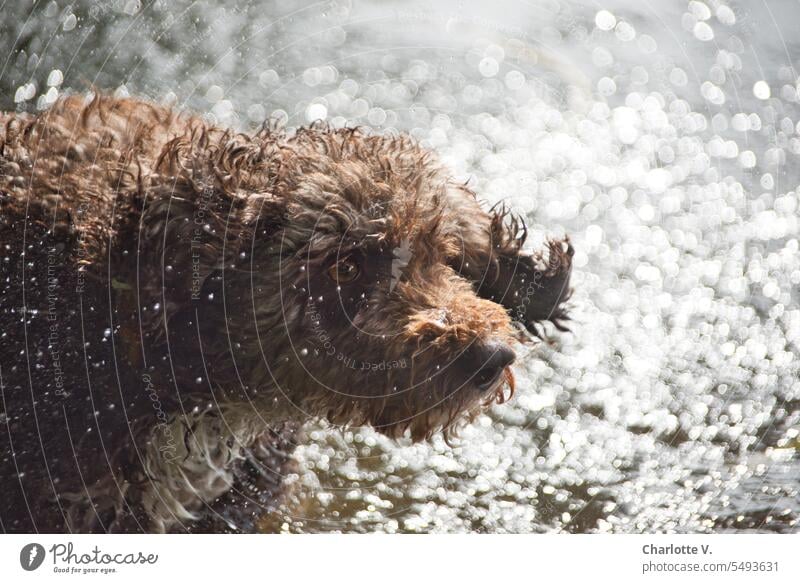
xmin=3 ymin=0 xmax=799 ymax=532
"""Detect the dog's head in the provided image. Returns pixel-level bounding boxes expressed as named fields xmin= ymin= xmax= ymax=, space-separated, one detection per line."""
xmin=239 ymin=127 xmax=517 ymax=441
xmin=147 ymin=125 xmax=524 ymax=441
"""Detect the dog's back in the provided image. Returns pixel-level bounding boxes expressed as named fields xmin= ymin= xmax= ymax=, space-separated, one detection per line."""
xmin=0 ymin=96 xmax=166 ymax=532
xmin=0 ymin=96 xmax=257 ymax=533
xmin=1 ymin=94 xmax=313 ymax=533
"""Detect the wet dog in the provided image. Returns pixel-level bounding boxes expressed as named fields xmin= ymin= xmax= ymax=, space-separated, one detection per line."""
xmin=0 ymin=95 xmax=572 ymax=532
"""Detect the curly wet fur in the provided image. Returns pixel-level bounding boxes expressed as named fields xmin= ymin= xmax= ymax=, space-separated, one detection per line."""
xmin=0 ymin=94 xmax=572 ymax=533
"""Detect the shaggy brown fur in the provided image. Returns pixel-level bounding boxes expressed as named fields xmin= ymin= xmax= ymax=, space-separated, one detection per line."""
xmin=0 ymin=94 xmax=572 ymax=533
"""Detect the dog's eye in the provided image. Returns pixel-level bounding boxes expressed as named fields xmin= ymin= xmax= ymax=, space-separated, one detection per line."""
xmin=328 ymin=256 xmax=361 ymax=283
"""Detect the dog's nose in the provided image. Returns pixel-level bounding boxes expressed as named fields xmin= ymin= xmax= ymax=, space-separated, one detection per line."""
xmin=467 ymin=341 xmax=516 ymax=392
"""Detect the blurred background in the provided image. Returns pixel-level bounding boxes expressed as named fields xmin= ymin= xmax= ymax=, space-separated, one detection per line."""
xmin=2 ymin=0 xmax=799 ymax=532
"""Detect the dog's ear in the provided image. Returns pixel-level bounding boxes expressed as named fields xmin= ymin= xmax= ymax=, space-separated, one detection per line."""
xmin=448 ymin=198 xmax=573 ymax=338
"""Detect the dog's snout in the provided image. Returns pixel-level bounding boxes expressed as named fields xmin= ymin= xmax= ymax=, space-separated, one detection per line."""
xmin=465 ymin=341 xmax=516 ymax=392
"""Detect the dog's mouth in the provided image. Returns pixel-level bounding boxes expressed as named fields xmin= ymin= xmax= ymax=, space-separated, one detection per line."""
xmin=474 ymin=362 xmax=508 ymax=393
xmin=480 ymin=366 xmax=516 ymax=405
xmin=356 ymin=348 xmax=516 ymax=442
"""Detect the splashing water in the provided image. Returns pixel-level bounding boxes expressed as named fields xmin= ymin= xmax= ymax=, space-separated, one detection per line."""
xmin=3 ymin=0 xmax=799 ymax=532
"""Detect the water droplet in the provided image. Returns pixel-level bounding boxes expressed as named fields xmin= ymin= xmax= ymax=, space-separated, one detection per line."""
xmin=739 ymin=150 xmax=757 ymax=168
xmin=478 ymin=57 xmax=499 ymax=78
xmin=615 ymin=21 xmax=636 ymax=42
xmin=47 ymin=70 xmax=63 ymax=87
xmin=504 ymin=71 xmax=525 ymax=91
xmin=753 ymin=80 xmax=771 ymax=100
xmin=595 ymin=10 xmax=616 ymax=31
xmin=693 ymin=21 xmax=714 ymax=41
xmin=63 ymin=13 xmax=77 ymax=31
xmin=716 ymin=5 xmax=736 ymax=25
xmin=306 ymin=103 xmax=328 ymax=122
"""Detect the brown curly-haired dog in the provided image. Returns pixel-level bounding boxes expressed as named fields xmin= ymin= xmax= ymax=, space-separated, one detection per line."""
xmin=0 ymin=95 xmax=572 ymax=533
